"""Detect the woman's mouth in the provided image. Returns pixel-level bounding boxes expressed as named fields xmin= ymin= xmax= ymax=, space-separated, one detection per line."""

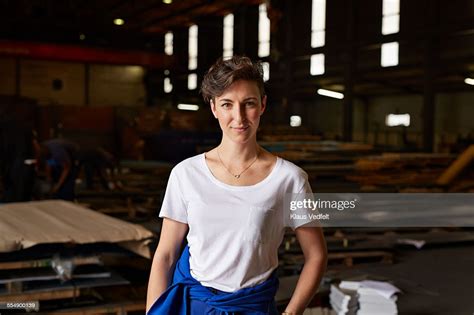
xmin=232 ymin=126 xmax=249 ymax=132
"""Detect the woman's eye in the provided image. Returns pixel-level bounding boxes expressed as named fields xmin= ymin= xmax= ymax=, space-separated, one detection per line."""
xmin=221 ymin=103 xmax=231 ymax=108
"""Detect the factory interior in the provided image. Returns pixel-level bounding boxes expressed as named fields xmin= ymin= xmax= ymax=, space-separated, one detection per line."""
xmin=0 ymin=0 xmax=473 ymax=314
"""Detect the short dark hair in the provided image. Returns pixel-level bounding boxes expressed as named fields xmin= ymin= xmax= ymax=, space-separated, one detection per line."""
xmin=200 ymin=56 xmax=265 ymax=105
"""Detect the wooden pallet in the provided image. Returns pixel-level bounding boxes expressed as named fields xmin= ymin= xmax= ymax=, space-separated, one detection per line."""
xmin=0 ymin=287 xmax=79 ymax=302
xmin=78 ymin=190 xmax=161 ymax=219
xmin=0 ymin=256 xmax=101 ymax=271
xmin=327 ymin=251 xmax=393 ymax=267
xmin=0 ymin=265 xmax=128 ymax=306
xmin=327 ymin=227 xmax=448 ymax=236
xmin=283 ymin=250 xmax=393 ymax=268
xmin=348 ymin=152 xmax=456 ymax=190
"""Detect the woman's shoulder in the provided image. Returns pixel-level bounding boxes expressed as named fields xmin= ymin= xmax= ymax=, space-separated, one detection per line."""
xmin=276 ymin=156 xmax=308 ymax=178
xmin=258 ymin=148 xmax=307 ymax=179
xmin=270 ymin=155 xmax=309 ymax=192
xmin=171 ymin=153 xmax=205 ymax=175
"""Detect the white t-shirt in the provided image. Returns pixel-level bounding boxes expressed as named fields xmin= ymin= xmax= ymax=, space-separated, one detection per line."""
xmin=159 ymin=153 xmax=313 ymax=292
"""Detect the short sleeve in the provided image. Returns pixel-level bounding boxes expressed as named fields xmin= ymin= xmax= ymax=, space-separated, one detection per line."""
xmin=159 ymin=168 xmax=188 ymax=224
xmin=286 ymin=175 xmax=319 ymax=230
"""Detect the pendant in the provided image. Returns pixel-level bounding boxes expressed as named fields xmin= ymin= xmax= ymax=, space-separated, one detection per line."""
xmin=234 ymin=174 xmax=240 ymax=179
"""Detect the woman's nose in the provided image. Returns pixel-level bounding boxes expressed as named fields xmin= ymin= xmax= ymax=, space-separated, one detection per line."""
xmin=233 ymin=104 xmax=246 ymax=122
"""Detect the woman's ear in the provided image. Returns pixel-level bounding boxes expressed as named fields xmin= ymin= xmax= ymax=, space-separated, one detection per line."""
xmin=260 ymin=95 xmax=267 ymax=115
xmin=210 ymin=99 xmax=218 ymax=119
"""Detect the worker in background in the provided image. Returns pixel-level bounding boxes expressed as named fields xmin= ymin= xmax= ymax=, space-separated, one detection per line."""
xmin=79 ymin=147 xmax=122 ymax=191
xmin=35 ymin=138 xmax=80 ymax=201
xmin=146 ymin=56 xmax=327 ymax=314
xmin=0 ymin=124 xmax=35 ymax=202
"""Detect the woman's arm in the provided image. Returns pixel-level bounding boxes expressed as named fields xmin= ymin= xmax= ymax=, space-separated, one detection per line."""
xmin=283 ymin=226 xmax=327 ymax=315
xmin=146 ymin=218 xmax=189 ymax=312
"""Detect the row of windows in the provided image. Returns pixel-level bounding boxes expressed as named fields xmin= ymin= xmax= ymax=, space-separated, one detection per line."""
xmin=164 ymin=0 xmax=400 ymax=93
xmin=381 ymin=0 xmax=400 ymax=67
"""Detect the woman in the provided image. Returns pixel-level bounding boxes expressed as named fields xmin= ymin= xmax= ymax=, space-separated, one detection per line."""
xmin=147 ymin=56 xmax=327 ymax=315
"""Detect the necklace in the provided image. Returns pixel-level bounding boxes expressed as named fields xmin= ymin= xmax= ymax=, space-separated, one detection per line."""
xmin=216 ymin=147 xmax=259 ymax=179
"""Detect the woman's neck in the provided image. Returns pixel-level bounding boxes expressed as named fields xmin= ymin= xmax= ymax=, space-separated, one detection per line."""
xmin=217 ymin=140 xmax=259 ymax=163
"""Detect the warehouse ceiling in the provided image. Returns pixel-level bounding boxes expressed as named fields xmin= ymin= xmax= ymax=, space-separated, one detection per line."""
xmin=0 ymin=0 xmax=472 ymax=96
xmin=0 ymin=0 xmax=262 ymax=50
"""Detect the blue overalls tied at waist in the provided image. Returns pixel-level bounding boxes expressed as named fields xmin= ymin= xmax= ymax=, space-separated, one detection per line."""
xmin=147 ymin=246 xmax=279 ymax=315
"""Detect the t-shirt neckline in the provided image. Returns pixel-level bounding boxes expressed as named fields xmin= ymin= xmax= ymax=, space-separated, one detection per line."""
xmin=201 ymin=152 xmax=282 ymax=191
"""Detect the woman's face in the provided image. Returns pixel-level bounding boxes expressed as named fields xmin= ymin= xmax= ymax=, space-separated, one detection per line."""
xmin=210 ymin=80 xmax=266 ymax=144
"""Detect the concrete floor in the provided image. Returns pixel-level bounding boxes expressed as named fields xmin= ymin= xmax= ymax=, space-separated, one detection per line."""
xmin=330 ymin=243 xmax=474 ymax=315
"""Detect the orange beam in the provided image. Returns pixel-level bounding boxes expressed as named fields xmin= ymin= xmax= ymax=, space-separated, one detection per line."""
xmin=0 ymin=40 xmax=173 ymax=68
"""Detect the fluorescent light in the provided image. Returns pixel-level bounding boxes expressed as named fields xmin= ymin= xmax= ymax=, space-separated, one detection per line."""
xmin=290 ymin=115 xmax=302 ymax=127
xmin=177 ymin=104 xmax=199 ymax=111
xmin=465 ymin=78 xmax=474 ymax=85
xmin=163 ymin=0 xmax=172 ymax=4
xmin=113 ymin=18 xmax=125 ymax=26
xmin=386 ymin=114 xmax=410 ymax=127
xmin=317 ymin=88 xmax=344 ymax=99
xmin=24 ymin=159 xmax=36 ymax=165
